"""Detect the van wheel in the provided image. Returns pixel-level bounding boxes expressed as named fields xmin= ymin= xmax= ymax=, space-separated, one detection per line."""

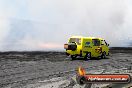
xmin=101 ymin=52 xmax=106 ymax=59
xmin=71 ymin=55 xmax=77 ymax=60
xmin=85 ymin=53 xmax=91 ymax=60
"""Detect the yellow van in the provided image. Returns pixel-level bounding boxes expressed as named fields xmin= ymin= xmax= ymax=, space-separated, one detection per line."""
xmin=64 ymin=36 xmax=109 ymax=60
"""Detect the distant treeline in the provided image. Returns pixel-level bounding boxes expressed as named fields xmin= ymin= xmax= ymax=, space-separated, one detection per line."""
xmin=110 ymin=47 xmax=132 ymax=50
xmin=110 ymin=47 xmax=132 ymax=53
xmin=0 ymin=51 xmax=65 ymax=55
xmin=0 ymin=47 xmax=132 ymax=55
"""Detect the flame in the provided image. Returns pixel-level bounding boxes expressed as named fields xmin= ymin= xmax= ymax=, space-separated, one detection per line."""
xmin=78 ymin=66 xmax=86 ymax=76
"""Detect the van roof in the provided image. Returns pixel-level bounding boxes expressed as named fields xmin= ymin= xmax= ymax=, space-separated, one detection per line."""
xmin=71 ymin=36 xmax=104 ymax=40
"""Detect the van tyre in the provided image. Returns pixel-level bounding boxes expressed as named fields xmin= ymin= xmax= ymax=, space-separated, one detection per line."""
xmin=85 ymin=53 xmax=91 ymax=60
xmin=101 ymin=52 xmax=106 ymax=59
xmin=71 ymin=55 xmax=77 ymax=60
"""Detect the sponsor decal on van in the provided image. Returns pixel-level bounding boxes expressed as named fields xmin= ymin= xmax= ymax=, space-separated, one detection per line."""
xmin=85 ymin=42 xmax=91 ymax=47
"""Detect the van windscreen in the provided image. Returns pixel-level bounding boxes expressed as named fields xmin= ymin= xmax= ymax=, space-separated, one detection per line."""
xmin=92 ymin=39 xmax=100 ymax=46
xmin=69 ymin=38 xmax=81 ymax=45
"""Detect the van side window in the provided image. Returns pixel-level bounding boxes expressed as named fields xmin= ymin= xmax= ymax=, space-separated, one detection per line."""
xmin=92 ymin=39 xmax=100 ymax=46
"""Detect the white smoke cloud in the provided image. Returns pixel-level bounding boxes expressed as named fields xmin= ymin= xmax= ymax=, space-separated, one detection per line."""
xmin=0 ymin=18 xmax=10 ymax=41
xmin=0 ymin=0 xmax=132 ymax=51
xmin=26 ymin=0 xmax=129 ymax=46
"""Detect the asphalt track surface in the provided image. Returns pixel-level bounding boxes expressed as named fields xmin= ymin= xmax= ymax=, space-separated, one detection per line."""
xmin=0 ymin=47 xmax=132 ymax=88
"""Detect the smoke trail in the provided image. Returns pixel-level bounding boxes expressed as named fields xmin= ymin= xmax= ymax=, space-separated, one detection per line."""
xmin=0 ymin=0 xmax=132 ymax=51
xmin=26 ymin=0 xmax=130 ymax=47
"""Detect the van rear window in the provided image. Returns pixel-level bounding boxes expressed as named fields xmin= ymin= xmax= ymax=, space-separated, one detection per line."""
xmin=92 ymin=39 xmax=100 ymax=46
xmin=69 ymin=38 xmax=81 ymax=45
